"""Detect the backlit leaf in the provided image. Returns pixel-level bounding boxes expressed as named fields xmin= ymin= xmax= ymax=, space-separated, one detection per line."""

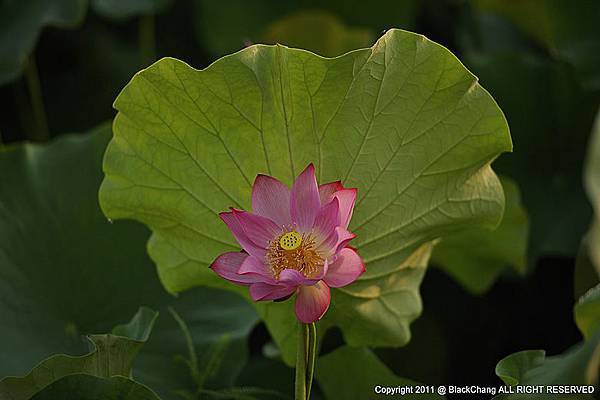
xmin=99 ymin=29 xmax=512 ymax=363
xmin=432 ymin=176 xmax=528 ymax=294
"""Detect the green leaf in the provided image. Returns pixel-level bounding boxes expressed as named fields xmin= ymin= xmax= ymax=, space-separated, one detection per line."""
xmin=316 ymin=346 xmax=444 ymax=400
xmin=493 ymin=334 xmax=600 ymax=399
xmin=99 ymin=29 xmax=512 ymax=363
xmin=432 ymin=176 xmax=528 ymax=293
xmin=574 ymin=235 xmax=600 ymax=299
xmin=495 ymin=350 xmax=546 ymax=386
xmin=195 ymin=0 xmax=419 ymax=56
xmin=91 ymin=0 xmax=171 ymax=20
xmin=494 ymin=288 xmax=600 ymax=399
xmin=260 ymin=11 xmax=374 ymax=57
xmin=0 ymin=124 xmax=165 ymax=376
xmin=30 ymin=375 xmax=161 ymax=400
xmin=575 ymin=284 xmax=600 ymax=340
xmin=0 ymin=307 xmax=157 ymax=399
xmin=112 ymin=307 xmax=159 ymax=341
xmin=581 ymin=107 xmax=600 ymax=278
xmin=136 ymin=289 xmax=258 ymax=399
xmin=0 ymin=125 xmax=258 ymax=398
xmin=235 ymin=356 xmax=293 ymax=398
xmin=0 ymin=0 xmax=88 ymax=85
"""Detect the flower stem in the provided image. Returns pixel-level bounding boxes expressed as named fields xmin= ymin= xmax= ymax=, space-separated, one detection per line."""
xmin=306 ymin=322 xmax=317 ymax=399
xmin=295 ymin=322 xmax=308 ymax=400
xmin=295 ymin=322 xmax=317 ymax=400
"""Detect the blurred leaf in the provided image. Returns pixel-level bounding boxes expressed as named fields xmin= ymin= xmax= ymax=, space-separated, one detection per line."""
xmin=495 ymin=350 xmax=546 ymax=386
xmin=198 ymin=386 xmax=289 ymax=400
xmin=465 ymin=51 xmax=596 ymax=258
xmin=137 ymin=289 xmax=258 ymax=399
xmin=44 ymin=23 xmax=142 ymax=134
xmin=99 ymin=29 xmax=511 ymax=364
xmin=581 ymin=107 xmax=600 ymax=277
xmin=92 ymin=0 xmax=170 ymax=19
xmin=113 ymin=307 xmax=159 ymax=340
xmin=457 ymin=12 xmax=534 ymax=54
xmin=574 ymin=235 xmax=600 ymax=299
xmin=31 ymin=375 xmax=161 ymax=400
xmin=260 ymin=11 xmax=373 ymax=57
xmin=0 ymin=125 xmax=258 ymax=399
xmin=235 ymin=356 xmax=293 ymax=398
xmin=575 ymin=284 xmax=600 ymax=340
xmin=0 ymin=307 xmax=157 ymax=399
xmin=316 ymin=346 xmax=444 ymax=400
xmin=0 ymin=0 xmax=88 ymax=85
xmin=474 ymin=0 xmax=600 ymax=91
xmin=0 ymin=124 xmax=165 ymax=376
xmin=493 ymin=333 xmax=599 ymax=399
xmin=494 ymin=289 xmax=600 ymax=399
xmin=432 ymin=176 xmax=528 ymax=293
xmin=195 ymin=0 xmax=419 ymax=56
xmin=375 ymin=313 xmax=448 ymax=385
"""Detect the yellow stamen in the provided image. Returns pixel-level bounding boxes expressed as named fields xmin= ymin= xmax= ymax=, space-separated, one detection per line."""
xmin=267 ymin=231 xmax=324 ymax=279
xmin=279 ymin=231 xmax=302 ymax=250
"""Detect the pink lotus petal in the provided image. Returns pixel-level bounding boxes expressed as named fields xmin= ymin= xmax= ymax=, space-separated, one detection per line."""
xmin=238 ymin=255 xmax=277 ymax=284
xmin=210 ymin=252 xmax=262 ymax=285
xmin=220 ymin=211 xmax=266 ymax=258
xmin=252 ymin=174 xmax=291 ymax=227
xmin=250 ymin=282 xmax=297 ymax=301
xmin=332 ymin=189 xmax=357 ymax=229
xmin=232 ymin=209 xmax=280 ymax=249
xmin=312 ymin=197 xmax=340 ymax=249
xmin=295 ymin=281 xmax=331 ymax=323
xmin=324 ymin=248 xmax=365 ymax=288
xmin=290 ymin=164 xmax=321 ymax=233
xmin=334 ymin=227 xmax=356 ymax=253
xmin=318 ymin=181 xmax=343 ymax=205
xmin=278 ymin=265 xmax=327 ymax=286
xmin=279 ymin=269 xmax=308 ymax=286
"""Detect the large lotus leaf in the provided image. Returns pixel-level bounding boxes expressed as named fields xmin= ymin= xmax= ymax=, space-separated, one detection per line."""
xmin=99 ymin=29 xmax=512 ymax=363
xmin=260 ymin=11 xmax=374 ymax=58
xmin=474 ymin=0 xmax=600 ymax=91
xmin=464 ymin=51 xmax=595 ymax=259
xmin=316 ymin=346 xmax=444 ymax=400
xmin=92 ymin=0 xmax=170 ymax=20
xmin=0 ymin=307 xmax=157 ymax=399
xmin=0 ymin=0 xmax=88 ymax=85
xmin=195 ymin=0 xmax=418 ymax=56
xmin=0 ymin=125 xmax=258 ymax=398
xmin=432 ymin=176 xmax=528 ymax=294
xmin=0 ymin=124 xmax=165 ymax=376
xmin=31 ymin=375 xmax=161 ymax=400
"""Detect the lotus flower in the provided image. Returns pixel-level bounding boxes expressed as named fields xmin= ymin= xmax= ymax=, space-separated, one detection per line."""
xmin=210 ymin=164 xmax=365 ymax=323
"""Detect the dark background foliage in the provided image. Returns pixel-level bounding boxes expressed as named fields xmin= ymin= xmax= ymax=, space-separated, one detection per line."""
xmin=1 ymin=0 xmax=599 ymax=398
